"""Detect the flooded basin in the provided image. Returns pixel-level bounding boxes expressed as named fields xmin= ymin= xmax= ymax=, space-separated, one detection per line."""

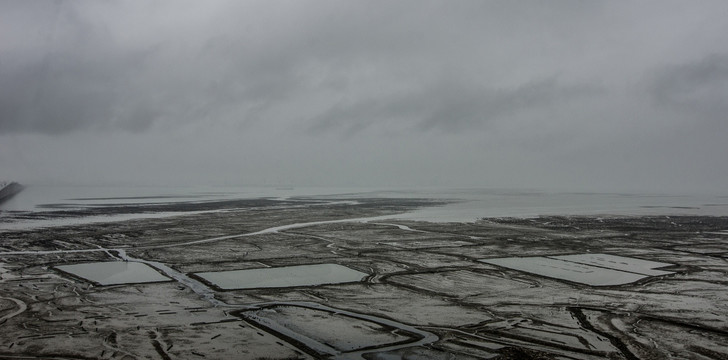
xmin=480 ymin=254 xmax=674 ymax=286
xmin=236 ymin=303 xmax=423 ymax=358
xmin=549 ymin=253 xmax=674 ymax=276
xmin=194 ymin=263 xmax=368 ymax=290
xmin=55 ymin=261 xmax=171 ymax=285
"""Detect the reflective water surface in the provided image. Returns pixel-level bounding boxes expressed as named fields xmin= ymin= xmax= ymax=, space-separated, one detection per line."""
xmin=55 ymin=261 xmax=171 ymax=285
xmin=195 ymin=263 xmax=368 ymax=290
xmin=481 ymin=254 xmax=675 ymax=286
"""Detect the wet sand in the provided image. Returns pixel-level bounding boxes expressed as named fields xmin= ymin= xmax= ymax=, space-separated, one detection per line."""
xmin=1 ymin=197 xmax=727 ymax=359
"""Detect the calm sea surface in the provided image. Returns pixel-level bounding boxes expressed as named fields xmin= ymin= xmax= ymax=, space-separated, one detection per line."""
xmin=1 ymin=185 xmax=727 ymax=230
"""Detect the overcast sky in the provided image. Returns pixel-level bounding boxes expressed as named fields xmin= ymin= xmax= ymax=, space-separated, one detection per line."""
xmin=1 ymin=1 xmax=727 ymax=193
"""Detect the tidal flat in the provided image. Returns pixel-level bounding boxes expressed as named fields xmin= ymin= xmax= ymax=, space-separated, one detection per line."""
xmin=1 ymin=197 xmax=727 ymax=359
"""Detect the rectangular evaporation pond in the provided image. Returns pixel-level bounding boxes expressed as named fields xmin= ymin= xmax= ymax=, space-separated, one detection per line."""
xmin=549 ymin=253 xmax=674 ymax=276
xmin=195 ymin=264 xmax=368 ymax=290
xmin=481 ymin=257 xmax=647 ymax=286
xmin=55 ymin=261 xmax=171 ymax=285
xmin=242 ymin=305 xmax=414 ymax=354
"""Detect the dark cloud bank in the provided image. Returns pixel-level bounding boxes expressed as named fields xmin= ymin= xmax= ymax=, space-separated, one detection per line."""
xmin=1 ymin=0 xmax=727 ymax=192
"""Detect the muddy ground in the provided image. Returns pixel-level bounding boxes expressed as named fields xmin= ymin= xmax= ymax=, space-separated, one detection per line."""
xmin=1 ymin=198 xmax=727 ymax=359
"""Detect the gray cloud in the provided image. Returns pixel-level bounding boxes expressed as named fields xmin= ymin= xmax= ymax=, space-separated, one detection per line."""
xmin=1 ymin=0 xmax=728 ymax=192
xmin=652 ymin=53 xmax=728 ymax=126
xmin=0 ymin=2 xmax=156 ymax=134
xmin=0 ymin=0 xmax=615 ymax=135
xmin=308 ymin=78 xmax=604 ymax=135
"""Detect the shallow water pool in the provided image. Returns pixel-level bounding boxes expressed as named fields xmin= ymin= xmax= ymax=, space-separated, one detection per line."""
xmin=481 ymin=254 xmax=674 ymax=286
xmin=55 ymin=261 xmax=171 ymax=285
xmin=195 ymin=263 xmax=368 ymax=290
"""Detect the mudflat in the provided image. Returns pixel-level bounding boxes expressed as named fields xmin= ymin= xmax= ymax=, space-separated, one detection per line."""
xmin=1 ymin=197 xmax=727 ymax=359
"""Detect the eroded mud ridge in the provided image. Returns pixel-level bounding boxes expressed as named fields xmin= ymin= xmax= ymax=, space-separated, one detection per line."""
xmin=1 ymin=199 xmax=727 ymax=359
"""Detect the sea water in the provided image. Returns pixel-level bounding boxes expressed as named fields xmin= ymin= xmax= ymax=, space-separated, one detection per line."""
xmin=1 ymin=186 xmax=727 ymax=230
